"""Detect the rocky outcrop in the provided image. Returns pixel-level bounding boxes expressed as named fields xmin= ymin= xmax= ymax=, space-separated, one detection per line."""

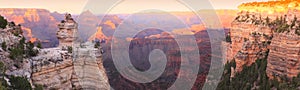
xmin=31 ymin=44 xmax=110 ymax=90
xmin=0 ymin=21 xmax=25 ymax=69
xmin=57 ymin=13 xmax=77 ymax=49
xmin=73 ymin=42 xmax=110 ymax=89
xmin=31 ymin=14 xmax=110 ymax=90
xmin=0 ymin=22 xmax=23 ymax=47
xmin=31 ymin=48 xmax=73 ymax=89
xmin=0 ymin=18 xmax=38 ymax=89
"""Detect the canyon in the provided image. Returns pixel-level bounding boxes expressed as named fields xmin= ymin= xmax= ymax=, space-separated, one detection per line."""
xmin=0 ymin=8 xmax=237 ymax=47
xmin=0 ymin=8 xmax=238 ymax=89
xmin=6 ymin=4 xmax=300 ymax=89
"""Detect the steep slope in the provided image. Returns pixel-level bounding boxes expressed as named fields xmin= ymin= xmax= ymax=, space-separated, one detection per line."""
xmin=225 ymin=0 xmax=300 ymax=80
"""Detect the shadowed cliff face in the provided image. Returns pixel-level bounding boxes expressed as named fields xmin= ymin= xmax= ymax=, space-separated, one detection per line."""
xmin=100 ymin=29 xmax=219 ymax=89
xmin=86 ymin=10 xmax=232 ymax=89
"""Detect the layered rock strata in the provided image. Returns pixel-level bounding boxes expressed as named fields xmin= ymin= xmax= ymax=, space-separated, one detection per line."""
xmin=227 ymin=0 xmax=300 ymax=79
xmin=57 ymin=13 xmax=77 ymax=49
xmin=267 ymin=33 xmax=300 ymax=78
xmin=31 ymin=14 xmax=110 ymax=89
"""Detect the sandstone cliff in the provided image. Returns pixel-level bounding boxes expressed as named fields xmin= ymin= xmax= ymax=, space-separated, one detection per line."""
xmin=227 ymin=18 xmax=272 ymax=71
xmin=267 ymin=33 xmax=300 ymax=79
xmin=227 ymin=0 xmax=300 ymax=79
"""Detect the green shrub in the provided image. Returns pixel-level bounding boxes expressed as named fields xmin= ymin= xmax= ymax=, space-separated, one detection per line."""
xmin=217 ymin=49 xmax=300 ymax=89
xmin=225 ymin=35 xmax=231 ymax=43
xmin=0 ymin=15 xmax=7 ymax=29
xmin=1 ymin=42 xmax=7 ymax=51
xmin=26 ymin=42 xmax=39 ymax=57
xmin=9 ymin=76 xmax=32 ymax=90
xmin=37 ymin=42 xmax=42 ymax=49
xmin=94 ymin=41 xmax=100 ymax=48
xmin=9 ymin=45 xmax=24 ymax=61
xmin=0 ymin=61 xmax=5 ymax=74
xmin=9 ymin=38 xmax=39 ymax=66
xmin=0 ymin=78 xmax=8 ymax=90
xmin=34 ymin=84 xmax=43 ymax=90
xmin=67 ymin=46 xmax=72 ymax=53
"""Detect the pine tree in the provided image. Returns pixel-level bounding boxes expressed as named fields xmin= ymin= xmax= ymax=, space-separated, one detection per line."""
xmin=9 ymin=76 xmax=32 ymax=90
xmin=291 ymin=16 xmax=297 ymax=29
xmin=266 ymin=16 xmax=270 ymax=26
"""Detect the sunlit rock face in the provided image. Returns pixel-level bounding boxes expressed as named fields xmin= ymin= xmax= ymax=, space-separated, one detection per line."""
xmin=228 ymin=21 xmax=272 ymax=71
xmin=238 ymin=0 xmax=300 ymax=14
xmin=226 ymin=0 xmax=300 ymax=79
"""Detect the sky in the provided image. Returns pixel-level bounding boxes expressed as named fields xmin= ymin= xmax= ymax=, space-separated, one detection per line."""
xmin=0 ymin=0 xmax=266 ymax=14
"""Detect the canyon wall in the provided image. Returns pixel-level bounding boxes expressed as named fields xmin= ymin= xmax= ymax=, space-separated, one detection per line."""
xmin=227 ymin=0 xmax=300 ymax=79
xmin=228 ymin=20 xmax=272 ymax=71
xmin=267 ymin=33 xmax=300 ymax=78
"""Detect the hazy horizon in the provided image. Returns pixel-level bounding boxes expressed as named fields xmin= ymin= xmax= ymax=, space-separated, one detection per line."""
xmin=0 ymin=0 xmax=265 ymax=14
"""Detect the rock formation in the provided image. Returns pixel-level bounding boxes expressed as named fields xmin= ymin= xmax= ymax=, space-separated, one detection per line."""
xmin=31 ymin=14 xmax=110 ymax=89
xmin=31 ymin=48 xmax=74 ymax=89
xmin=0 ymin=22 xmax=23 ymax=47
xmin=57 ymin=13 xmax=77 ymax=49
xmin=0 ymin=17 xmax=38 ymax=89
xmin=73 ymin=42 xmax=110 ymax=89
